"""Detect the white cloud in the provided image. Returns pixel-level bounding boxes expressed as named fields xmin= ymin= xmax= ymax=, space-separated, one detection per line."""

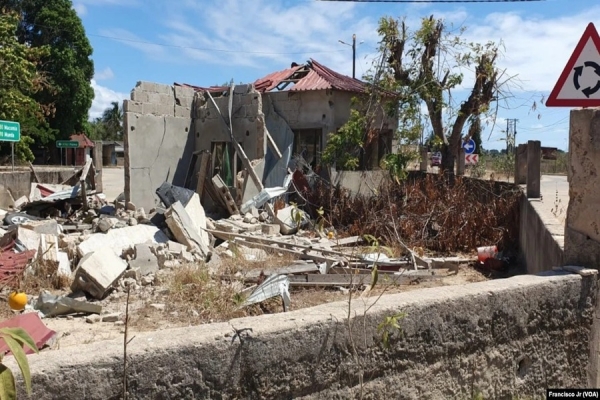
xmin=95 ymin=67 xmax=114 ymax=81
xmin=89 ymin=79 xmax=128 ymax=120
xmin=73 ymin=3 xmax=87 ymax=16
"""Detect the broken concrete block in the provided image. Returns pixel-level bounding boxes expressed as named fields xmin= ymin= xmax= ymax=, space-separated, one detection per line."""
xmin=150 ymin=303 xmax=165 ymax=311
xmin=141 ymin=275 xmax=154 ymax=286
xmin=96 ymin=218 xmax=113 ymax=233
xmin=236 ymin=245 xmax=268 ymax=262
xmin=14 ymin=196 xmax=28 ymax=210
xmin=261 ymin=224 xmax=280 ymax=235
xmin=275 ymin=206 xmax=307 ymax=235
xmin=38 ymin=234 xmax=60 ymax=273
xmin=123 ymin=268 xmax=141 ymax=281
xmin=72 ymin=248 xmax=128 ymax=299
xmin=17 ymin=226 xmax=41 ymax=255
xmin=243 ymin=213 xmax=254 ymax=224
xmin=180 ymin=249 xmax=194 ymax=263
xmin=77 ymin=225 xmax=169 ymax=257
xmin=167 ymin=240 xmax=186 ymax=254
xmin=129 ymin=244 xmax=159 ymax=276
xmin=57 ymin=251 xmax=71 ymax=277
xmin=86 ymin=314 xmax=101 ymax=324
xmin=21 ymin=220 xmax=60 ymax=235
xmin=165 ymin=200 xmax=209 ymax=258
xmin=128 ymin=217 xmax=138 ymax=226
xmin=102 ymin=313 xmax=122 ymax=323
xmin=183 ymin=193 xmax=210 ymax=253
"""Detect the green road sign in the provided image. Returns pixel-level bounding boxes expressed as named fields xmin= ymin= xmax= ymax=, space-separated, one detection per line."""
xmin=56 ymin=140 xmax=79 ymax=148
xmin=0 ymin=120 xmax=20 ymax=142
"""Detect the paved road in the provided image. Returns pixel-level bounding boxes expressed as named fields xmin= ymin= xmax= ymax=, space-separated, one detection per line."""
xmin=101 ymin=167 xmax=124 ymax=202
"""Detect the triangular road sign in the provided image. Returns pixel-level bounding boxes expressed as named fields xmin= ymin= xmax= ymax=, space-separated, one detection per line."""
xmin=547 ymin=23 xmax=600 ymax=107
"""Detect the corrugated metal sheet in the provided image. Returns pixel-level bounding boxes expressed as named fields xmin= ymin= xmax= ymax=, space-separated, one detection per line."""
xmin=173 ymin=83 xmax=230 ymax=94
xmin=0 ymin=249 xmax=36 ymax=287
xmin=254 ymin=66 xmax=302 ymax=93
xmin=0 ymin=313 xmax=57 ymax=355
xmin=288 ymin=69 xmax=330 ymax=92
xmin=306 ymin=59 xmax=366 ymax=93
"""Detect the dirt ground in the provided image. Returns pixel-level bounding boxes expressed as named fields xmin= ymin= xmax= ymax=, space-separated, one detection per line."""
xmin=15 ymin=262 xmax=490 ymax=351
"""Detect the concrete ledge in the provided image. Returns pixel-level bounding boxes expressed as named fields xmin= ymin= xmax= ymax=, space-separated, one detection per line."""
xmin=520 ymin=195 xmax=565 ymax=273
xmin=11 ymin=272 xmax=595 ymax=399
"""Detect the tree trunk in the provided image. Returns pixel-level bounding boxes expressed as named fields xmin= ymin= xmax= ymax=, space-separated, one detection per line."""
xmin=441 ymin=144 xmax=455 ymax=173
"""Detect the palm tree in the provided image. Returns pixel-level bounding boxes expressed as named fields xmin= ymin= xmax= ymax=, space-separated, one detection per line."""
xmin=101 ymin=101 xmax=122 ymax=140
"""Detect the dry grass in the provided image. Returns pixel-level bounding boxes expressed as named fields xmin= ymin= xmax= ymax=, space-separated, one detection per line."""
xmin=307 ymin=173 xmax=521 ymax=253
xmin=19 ymin=260 xmax=72 ymax=293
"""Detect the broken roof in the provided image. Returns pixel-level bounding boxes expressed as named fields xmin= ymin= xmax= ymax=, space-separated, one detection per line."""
xmin=175 ymin=59 xmax=367 ymax=95
xmin=254 ymin=59 xmax=367 ymax=93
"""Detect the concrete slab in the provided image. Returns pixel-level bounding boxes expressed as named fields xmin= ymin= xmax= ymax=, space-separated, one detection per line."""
xmin=71 ymin=248 xmax=127 ymax=299
xmin=129 ymin=244 xmax=159 ymax=276
xmin=165 ymin=201 xmax=209 ymax=257
xmin=77 ymin=225 xmax=169 ymax=257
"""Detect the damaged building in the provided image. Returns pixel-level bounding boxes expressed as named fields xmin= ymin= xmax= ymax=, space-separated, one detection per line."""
xmin=123 ymin=59 xmax=398 ymax=213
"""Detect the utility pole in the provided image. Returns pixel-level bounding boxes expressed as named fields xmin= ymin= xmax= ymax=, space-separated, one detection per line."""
xmin=339 ymin=34 xmax=357 ymax=79
xmin=506 ymin=118 xmax=518 ymax=154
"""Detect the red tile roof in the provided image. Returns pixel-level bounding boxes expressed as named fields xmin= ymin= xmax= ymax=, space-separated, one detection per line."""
xmin=0 ymin=313 xmax=57 ymax=355
xmin=70 ymin=133 xmax=94 ymax=148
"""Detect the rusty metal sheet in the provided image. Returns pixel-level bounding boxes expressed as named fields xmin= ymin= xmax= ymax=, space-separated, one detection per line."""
xmin=0 ymin=249 xmax=36 ymax=286
xmin=254 ymin=65 xmax=302 ymax=92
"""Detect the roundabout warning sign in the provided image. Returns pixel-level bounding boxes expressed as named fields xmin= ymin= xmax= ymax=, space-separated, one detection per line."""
xmin=547 ymin=23 xmax=600 ymax=107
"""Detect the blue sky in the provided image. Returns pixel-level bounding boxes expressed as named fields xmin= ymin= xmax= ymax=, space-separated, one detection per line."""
xmin=76 ymin=0 xmax=594 ymax=151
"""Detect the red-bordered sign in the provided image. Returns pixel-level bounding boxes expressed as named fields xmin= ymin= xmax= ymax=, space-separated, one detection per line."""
xmin=547 ymin=23 xmax=600 ymax=107
xmin=465 ymin=154 xmax=479 ymax=165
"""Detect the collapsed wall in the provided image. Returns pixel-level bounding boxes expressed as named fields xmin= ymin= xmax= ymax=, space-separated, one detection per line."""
xmin=123 ymin=82 xmax=196 ymax=211
xmin=14 ymin=270 xmax=597 ymax=399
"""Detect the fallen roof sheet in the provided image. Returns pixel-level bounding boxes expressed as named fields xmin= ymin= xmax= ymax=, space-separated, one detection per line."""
xmin=254 ymin=65 xmax=303 ymax=93
xmin=173 ymin=83 xmax=229 ymax=94
xmin=0 ymin=313 xmax=57 ymax=355
xmin=0 ymin=249 xmax=37 ymax=287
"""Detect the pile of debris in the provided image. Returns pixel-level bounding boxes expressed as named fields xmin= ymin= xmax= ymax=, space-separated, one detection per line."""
xmin=0 ymin=159 xmax=486 ymax=353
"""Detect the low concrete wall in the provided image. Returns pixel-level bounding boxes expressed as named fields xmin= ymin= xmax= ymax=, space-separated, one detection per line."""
xmin=520 ymin=195 xmax=565 ymax=274
xmin=14 ymin=271 xmax=595 ymax=399
xmin=0 ymin=168 xmax=76 ymax=208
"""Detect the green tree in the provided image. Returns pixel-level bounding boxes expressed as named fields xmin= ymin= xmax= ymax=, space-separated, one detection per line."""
xmin=100 ymin=101 xmax=123 ymax=140
xmin=379 ymin=15 xmax=504 ymax=173
xmin=5 ymin=0 xmax=94 ymax=139
xmin=0 ymin=11 xmax=52 ymax=161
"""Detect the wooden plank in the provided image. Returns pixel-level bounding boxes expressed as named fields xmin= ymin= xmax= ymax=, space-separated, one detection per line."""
xmin=288 ymin=273 xmax=439 ymax=287
xmin=212 ymin=175 xmax=239 ymax=215
xmin=207 ymin=229 xmax=363 ymax=260
xmin=330 ymin=236 xmax=363 ymax=247
xmin=265 ymin=131 xmax=282 ymax=159
xmin=28 ymin=162 xmax=40 ymax=183
xmin=196 ymin=151 xmax=211 ymax=198
xmin=243 ymin=262 xmax=319 ymax=280
xmin=233 ymin=239 xmax=339 ymax=263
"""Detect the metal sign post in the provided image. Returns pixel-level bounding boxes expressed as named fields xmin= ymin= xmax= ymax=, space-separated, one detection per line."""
xmin=11 ymin=143 xmax=14 ymax=171
xmin=0 ymin=120 xmax=20 ymax=169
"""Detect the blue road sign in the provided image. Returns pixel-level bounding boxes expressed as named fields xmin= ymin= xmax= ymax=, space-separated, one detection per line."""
xmin=463 ymin=139 xmax=476 ymax=155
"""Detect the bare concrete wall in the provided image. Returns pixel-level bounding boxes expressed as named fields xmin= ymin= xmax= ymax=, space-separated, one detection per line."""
xmin=565 ymin=108 xmax=600 ymax=268
xmin=194 ymin=85 xmax=266 ymax=161
xmin=14 ymin=271 xmax=595 ymax=399
xmin=124 ymin=82 xmax=196 ymax=211
xmin=520 ymin=194 xmax=565 ymax=274
xmin=0 ymin=168 xmax=76 ymax=208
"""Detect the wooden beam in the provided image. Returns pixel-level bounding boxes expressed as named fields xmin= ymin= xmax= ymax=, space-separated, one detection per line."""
xmin=196 ymin=151 xmax=211 ymax=198
xmin=232 ymin=239 xmax=339 ymax=263
xmin=28 ymin=162 xmax=40 ymax=183
xmin=206 ymin=229 xmax=363 ymax=260
xmin=265 ymin=131 xmax=282 ymax=160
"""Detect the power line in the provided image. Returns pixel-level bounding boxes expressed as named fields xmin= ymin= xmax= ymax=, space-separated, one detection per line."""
xmin=317 ymin=0 xmax=543 ymax=2
xmin=307 ymin=0 xmax=545 ymax=2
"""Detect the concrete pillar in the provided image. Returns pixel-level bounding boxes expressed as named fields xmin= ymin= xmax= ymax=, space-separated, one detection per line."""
xmin=564 ymin=109 xmax=600 ymax=269
xmin=93 ymin=141 xmax=103 ymax=194
xmin=420 ymin=147 xmax=428 ymax=172
xmin=514 ymin=144 xmax=527 ymax=184
xmin=526 ymin=140 xmax=540 ymax=198
xmin=456 ymin=148 xmax=465 ymax=176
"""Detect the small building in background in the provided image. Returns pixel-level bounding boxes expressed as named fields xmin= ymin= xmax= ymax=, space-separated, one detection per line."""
xmin=65 ymin=133 xmax=95 ymax=166
xmin=102 ymin=141 xmax=124 ymax=166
